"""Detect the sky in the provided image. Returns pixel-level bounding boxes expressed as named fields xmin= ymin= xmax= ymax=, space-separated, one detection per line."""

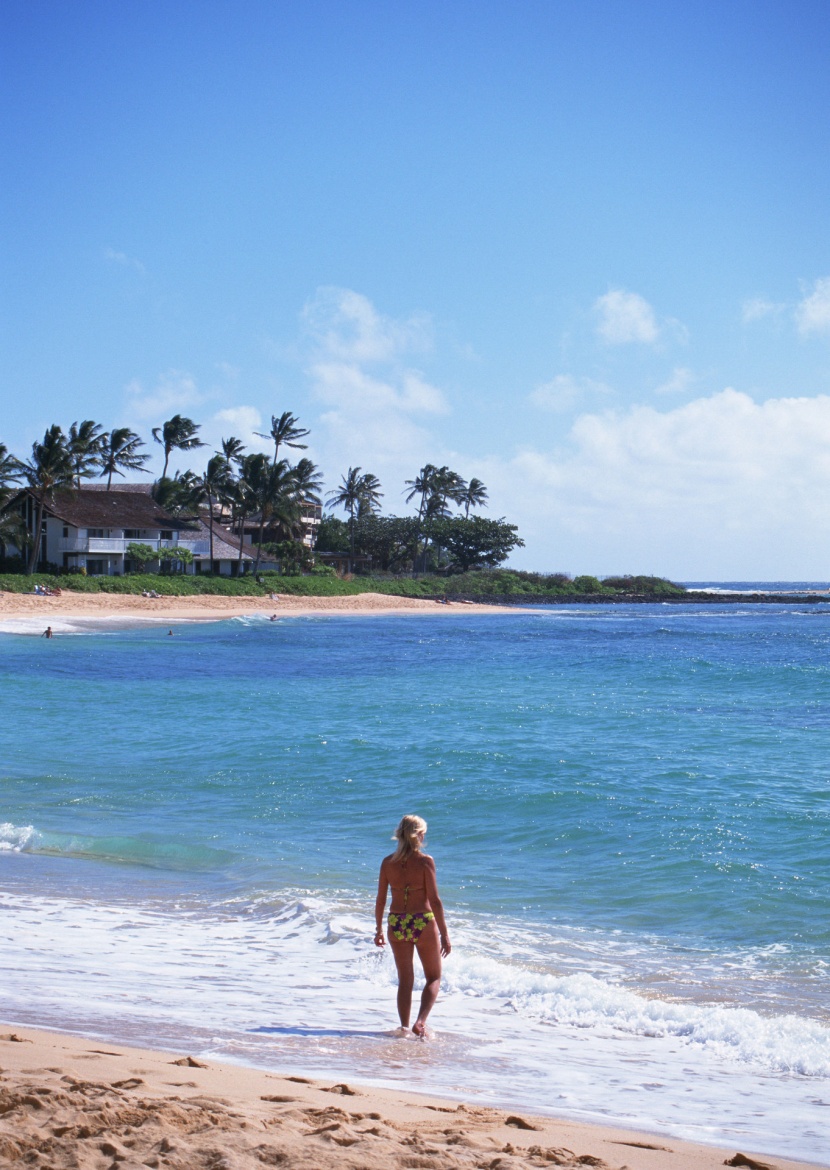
xmin=3 ymin=0 xmax=830 ymax=578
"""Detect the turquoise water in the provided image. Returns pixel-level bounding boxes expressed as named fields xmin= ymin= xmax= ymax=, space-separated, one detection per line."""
xmin=2 ymin=604 xmax=830 ymax=1159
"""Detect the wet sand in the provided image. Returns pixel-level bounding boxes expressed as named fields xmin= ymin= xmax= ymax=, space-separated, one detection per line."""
xmin=0 ymin=1025 xmax=820 ymax=1170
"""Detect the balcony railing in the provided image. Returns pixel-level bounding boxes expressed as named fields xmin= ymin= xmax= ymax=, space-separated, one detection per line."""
xmin=58 ymin=538 xmax=210 ymax=556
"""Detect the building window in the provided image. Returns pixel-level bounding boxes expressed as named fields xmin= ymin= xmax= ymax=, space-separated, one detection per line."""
xmin=124 ymin=529 xmax=141 ymax=539
xmin=62 ymin=527 xmax=69 ymax=538
xmin=160 ymin=530 xmax=173 ymax=540
xmin=87 ymin=529 xmax=106 ymax=538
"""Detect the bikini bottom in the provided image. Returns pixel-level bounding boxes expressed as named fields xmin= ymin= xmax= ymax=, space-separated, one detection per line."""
xmin=388 ymin=911 xmax=435 ymax=943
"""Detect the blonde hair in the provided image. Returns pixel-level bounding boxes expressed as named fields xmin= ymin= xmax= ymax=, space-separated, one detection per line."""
xmin=392 ymin=814 xmax=427 ymax=863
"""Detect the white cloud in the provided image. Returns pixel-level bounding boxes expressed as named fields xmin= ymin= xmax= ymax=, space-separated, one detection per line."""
xmin=594 ymin=288 xmax=660 ymax=345
xmin=300 ymin=288 xmax=449 ymax=482
xmin=530 ymin=374 xmax=613 ymax=413
xmin=654 ymin=366 xmax=694 ymax=395
xmin=301 ymin=286 xmax=432 ymax=363
xmin=207 ymin=406 xmax=272 ymax=455
xmin=742 ymin=297 xmax=785 ymax=324
xmin=104 ymin=247 xmax=145 ymax=275
xmin=311 ymin=361 xmax=448 ymax=417
xmin=125 ymin=369 xmax=202 ymax=419
xmin=481 ymin=389 xmax=830 ymax=577
xmin=795 ymin=277 xmax=830 ymax=336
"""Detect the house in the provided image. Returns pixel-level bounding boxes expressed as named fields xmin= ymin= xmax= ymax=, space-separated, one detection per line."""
xmin=8 ymin=486 xmax=257 ymax=576
xmin=315 ymin=551 xmax=373 ymax=574
xmin=229 ymin=500 xmax=322 ymax=549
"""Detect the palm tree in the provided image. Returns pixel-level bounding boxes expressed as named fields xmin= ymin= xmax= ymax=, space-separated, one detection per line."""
xmin=0 ymin=443 xmax=25 ymax=560
xmin=200 ymin=454 xmax=231 ymax=567
xmin=100 ymin=427 xmax=150 ymax=489
xmin=405 ymin=466 xmax=465 ymax=573
xmin=0 ymin=442 xmax=22 ymax=497
xmin=19 ymin=425 xmax=74 ymax=573
xmin=427 ymin=468 xmax=466 ymax=572
xmin=290 ymin=457 xmax=325 ymax=552
xmin=152 ymin=415 xmax=205 ymax=479
xmin=67 ymin=419 xmax=105 ymax=488
xmin=248 ymin=458 xmax=303 ymax=574
xmin=459 ymin=476 xmax=488 ymax=517
xmin=404 ymin=464 xmax=438 ymax=574
xmin=356 ymin=472 xmax=383 ymax=517
xmin=327 ymin=467 xmax=383 ymax=568
xmin=151 ymin=470 xmax=203 ymax=515
xmin=404 ymin=464 xmax=438 ymax=522
xmin=431 ymin=466 xmax=467 ymax=513
xmin=255 ymin=411 xmax=310 ymax=462
xmin=292 ymin=457 xmax=323 ymax=504
xmin=220 ymin=435 xmax=246 ymax=465
xmin=0 ymin=506 xmax=26 ymax=560
xmin=327 ymin=466 xmax=362 ymax=565
xmin=233 ymin=454 xmax=267 ymax=571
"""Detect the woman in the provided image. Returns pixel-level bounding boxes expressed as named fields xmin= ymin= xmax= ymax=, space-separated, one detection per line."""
xmin=374 ymin=814 xmax=451 ymax=1036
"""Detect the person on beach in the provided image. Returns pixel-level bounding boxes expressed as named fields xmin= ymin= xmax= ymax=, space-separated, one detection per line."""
xmin=42 ymin=626 xmax=53 ymax=638
xmin=374 ymin=814 xmax=451 ymax=1036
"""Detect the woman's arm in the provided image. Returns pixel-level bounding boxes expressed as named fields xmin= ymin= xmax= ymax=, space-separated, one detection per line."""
xmin=374 ymin=862 xmax=389 ymax=948
xmin=423 ymin=856 xmax=452 ymax=956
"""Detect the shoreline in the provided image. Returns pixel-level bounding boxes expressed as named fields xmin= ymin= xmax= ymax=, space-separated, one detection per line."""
xmin=0 ymin=590 xmax=527 ymax=633
xmin=1 ymin=1023 xmax=824 ymax=1170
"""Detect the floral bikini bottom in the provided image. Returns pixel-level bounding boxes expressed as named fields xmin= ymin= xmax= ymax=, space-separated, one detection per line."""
xmin=388 ymin=911 xmax=435 ymax=943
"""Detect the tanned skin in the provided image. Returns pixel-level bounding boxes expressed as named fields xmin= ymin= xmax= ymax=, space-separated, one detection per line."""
xmin=375 ymin=830 xmax=451 ymax=1036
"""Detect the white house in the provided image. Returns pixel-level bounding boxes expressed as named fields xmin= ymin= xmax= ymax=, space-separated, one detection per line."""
xmin=10 ymin=486 xmax=256 ymax=576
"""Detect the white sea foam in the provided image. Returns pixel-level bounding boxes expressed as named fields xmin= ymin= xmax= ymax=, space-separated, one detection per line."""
xmin=442 ymin=953 xmax=830 ymax=1076
xmin=0 ymin=885 xmax=828 ymax=1162
xmin=0 ymin=822 xmax=38 ymax=851
xmin=0 ymin=615 xmax=192 ymax=635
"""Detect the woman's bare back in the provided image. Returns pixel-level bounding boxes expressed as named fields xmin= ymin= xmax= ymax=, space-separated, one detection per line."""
xmin=382 ymin=852 xmax=433 ymax=914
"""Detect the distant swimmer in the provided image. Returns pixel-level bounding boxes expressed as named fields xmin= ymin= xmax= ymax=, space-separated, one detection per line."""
xmin=42 ymin=626 xmax=53 ymax=639
xmin=167 ymin=629 xmax=174 ymax=636
xmin=270 ymin=614 xmax=279 ymax=621
xmin=374 ymin=815 xmax=451 ymax=1037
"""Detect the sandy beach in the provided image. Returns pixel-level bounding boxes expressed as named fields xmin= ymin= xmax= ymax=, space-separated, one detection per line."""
xmin=0 ymin=1024 xmax=820 ymax=1170
xmin=0 ymin=590 xmax=521 ymax=633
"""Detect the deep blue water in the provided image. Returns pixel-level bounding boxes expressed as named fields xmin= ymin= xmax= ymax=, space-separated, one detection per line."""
xmin=3 ymin=606 xmax=829 ymax=948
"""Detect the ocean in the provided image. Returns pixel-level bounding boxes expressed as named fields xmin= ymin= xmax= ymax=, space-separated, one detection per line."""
xmin=1 ymin=601 xmax=829 ymax=1162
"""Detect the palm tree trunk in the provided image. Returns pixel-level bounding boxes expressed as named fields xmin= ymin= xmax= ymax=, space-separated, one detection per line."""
xmin=254 ymin=513 xmax=266 ymax=574
xmin=27 ymin=494 xmax=45 ymax=575
xmin=162 ymin=450 xmax=170 ymax=479
xmin=208 ymin=492 xmax=215 ymax=567
xmin=412 ymin=498 xmax=426 ymax=576
xmin=236 ymin=506 xmax=247 ymax=570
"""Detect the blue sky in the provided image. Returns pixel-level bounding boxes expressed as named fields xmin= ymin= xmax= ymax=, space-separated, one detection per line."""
xmin=4 ymin=0 xmax=830 ymax=577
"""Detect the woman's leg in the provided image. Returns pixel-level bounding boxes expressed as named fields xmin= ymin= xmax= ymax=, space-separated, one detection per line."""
xmin=412 ymin=921 xmax=442 ymax=1035
xmin=388 ymin=935 xmax=415 ymax=1028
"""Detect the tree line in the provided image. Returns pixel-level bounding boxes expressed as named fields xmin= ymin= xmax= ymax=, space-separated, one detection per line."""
xmin=0 ymin=412 xmax=523 ymax=575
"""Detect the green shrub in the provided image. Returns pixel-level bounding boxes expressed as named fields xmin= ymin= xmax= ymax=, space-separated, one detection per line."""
xmin=0 ymin=567 xmax=686 ymax=600
xmin=572 ymin=575 xmax=606 ymax=594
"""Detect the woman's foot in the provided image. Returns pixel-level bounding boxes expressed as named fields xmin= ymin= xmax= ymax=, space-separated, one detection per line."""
xmin=412 ymin=1019 xmax=427 ymax=1037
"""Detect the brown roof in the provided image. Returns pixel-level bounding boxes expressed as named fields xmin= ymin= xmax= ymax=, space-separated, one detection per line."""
xmin=17 ymin=488 xmax=200 ymax=532
xmin=81 ymin=482 xmax=154 ymax=494
xmin=189 ymin=513 xmax=255 ymax=561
